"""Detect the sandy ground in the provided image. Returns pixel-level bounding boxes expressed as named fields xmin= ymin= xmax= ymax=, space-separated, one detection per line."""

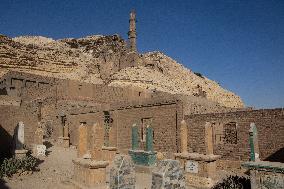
xmin=3 ymin=144 xmax=77 ymax=189
xmin=1 ymin=144 xmax=154 ymax=189
xmin=0 ymin=143 xmax=238 ymax=189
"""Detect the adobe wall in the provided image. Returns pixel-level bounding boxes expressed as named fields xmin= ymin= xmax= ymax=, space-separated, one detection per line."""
xmin=186 ymin=109 xmax=284 ymax=170
xmin=0 ymin=71 xmax=55 ymax=98
xmin=66 ymin=111 xmax=103 ymax=147
xmin=56 ymin=79 xmax=153 ymax=104
xmin=62 ymin=101 xmax=183 ymax=158
xmin=110 ymin=102 xmax=183 ymax=156
xmin=0 ymin=102 xmax=38 ymax=159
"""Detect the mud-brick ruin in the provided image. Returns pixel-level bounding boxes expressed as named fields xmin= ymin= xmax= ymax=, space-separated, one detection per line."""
xmin=0 ymin=11 xmax=283 ymax=189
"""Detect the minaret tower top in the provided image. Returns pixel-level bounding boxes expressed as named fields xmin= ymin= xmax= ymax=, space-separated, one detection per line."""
xmin=128 ymin=10 xmax=137 ymax=52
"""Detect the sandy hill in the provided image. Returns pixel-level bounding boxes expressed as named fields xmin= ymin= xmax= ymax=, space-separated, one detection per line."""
xmin=0 ymin=34 xmax=244 ymax=108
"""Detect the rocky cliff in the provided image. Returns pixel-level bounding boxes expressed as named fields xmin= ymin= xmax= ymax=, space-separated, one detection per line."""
xmin=0 ymin=34 xmax=244 ymax=108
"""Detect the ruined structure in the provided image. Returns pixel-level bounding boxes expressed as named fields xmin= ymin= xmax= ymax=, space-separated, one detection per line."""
xmin=0 ymin=10 xmax=283 ymax=189
xmin=128 ymin=10 xmax=137 ymax=53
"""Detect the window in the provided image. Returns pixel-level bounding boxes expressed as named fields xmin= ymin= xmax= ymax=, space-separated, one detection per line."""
xmin=213 ymin=122 xmax=224 ymax=145
xmin=103 ymin=111 xmax=111 ymax=146
xmin=224 ymin=122 xmax=238 ymax=144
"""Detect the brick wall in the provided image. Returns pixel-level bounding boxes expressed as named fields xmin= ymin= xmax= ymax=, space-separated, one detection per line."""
xmin=66 ymin=111 xmax=103 ymax=147
xmin=110 ymin=102 xmax=183 ymax=155
xmin=0 ymin=102 xmax=38 ymax=159
xmin=56 ymin=80 xmax=152 ymax=104
xmin=186 ymin=109 xmax=284 ymax=162
xmin=63 ymin=102 xmax=183 ymax=157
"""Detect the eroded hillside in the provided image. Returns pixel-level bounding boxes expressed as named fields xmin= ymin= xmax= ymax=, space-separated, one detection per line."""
xmin=0 ymin=34 xmax=244 ymax=108
xmin=110 ymin=52 xmax=244 ymax=108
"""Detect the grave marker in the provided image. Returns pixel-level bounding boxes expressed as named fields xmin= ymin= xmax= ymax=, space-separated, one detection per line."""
xmin=151 ymin=159 xmax=186 ymax=189
xmin=110 ymin=155 xmax=135 ymax=189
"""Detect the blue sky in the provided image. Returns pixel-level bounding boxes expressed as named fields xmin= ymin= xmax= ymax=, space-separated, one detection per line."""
xmin=0 ymin=0 xmax=283 ymax=108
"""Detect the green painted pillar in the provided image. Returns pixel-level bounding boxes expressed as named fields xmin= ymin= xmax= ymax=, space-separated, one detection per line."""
xmin=132 ymin=123 xmax=139 ymax=150
xmin=249 ymin=123 xmax=260 ymax=161
xmin=146 ymin=126 xmax=154 ymax=152
xmin=249 ymin=130 xmax=255 ymax=161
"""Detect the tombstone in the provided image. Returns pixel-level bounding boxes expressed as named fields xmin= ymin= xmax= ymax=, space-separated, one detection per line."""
xmin=180 ymin=120 xmax=188 ymax=153
xmin=91 ymin=123 xmax=104 ymax=160
xmin=131 ymin=123 xmax=139 ymax=150
xmin=175 ymin=121 xmax=221 ymax=188
xmin=34 ymin=123 xmax=44 ymax=145
xmin=14 ymin=122 xmax=28 ymax=158
xmin=129 ymin=124 xmax=157 ymax=166
xmin=249 ymin=123 xmax=260 ymax=161
xmin=146 ymin=125 xmax=154 ymax=152
xmin=72 ymin=158 xmax=109 ymax=188
xmin=33 ymin=123 xmax=46 ymax=156
xmin=205 ymin=122 xmax=214 ymax=155
xmin=185 ymin=160 xmax=199 ymax=174
xmin=78 ymin=123 xmax=88 ymax=158
xmin=72 ymin=123 xmax=110 ymax=188
xmin=90 ymin=122 xmax=117 ymax=162
xmin=242 ymin=123 xmax=284 ymax=189
xmin=109 ymin=155 xmax=135 ymax=189
xmin=63 ymin=124 xmax=69 ymax=138
xmin=35 ymin=144 xmax=46 ymax=156
xmin=15 ymin=121 xmax=25 ymax=150
xmin=151 ymin=159 xmax=186 ymax=189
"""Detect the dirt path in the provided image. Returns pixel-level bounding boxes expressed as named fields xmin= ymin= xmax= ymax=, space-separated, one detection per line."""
xmin=4 ymin=145 xmax=77 ymax=189
xmin=2 ymin=145 xmax=162 ymax=189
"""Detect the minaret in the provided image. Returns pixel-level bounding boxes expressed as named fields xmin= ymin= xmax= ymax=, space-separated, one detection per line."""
xmin=128 ymin=10 xmax=137 ymax=52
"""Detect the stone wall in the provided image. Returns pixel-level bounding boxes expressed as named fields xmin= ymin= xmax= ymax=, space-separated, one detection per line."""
xmin=186 ymin=109 xmax=284 ymax=165
xmin=63 ymin=101 xmax=183 ymax=156
xmin=2 ymin=71 xmax=282 ymax=170
xmin=242 ymin=161 xmax=284 ymax=189
xmin=0 ymin=71 xmax=55 ymax=98
xmin=110 ymin=102 xmax=183 ymax=155
xmin=66 ymin=111 xmax=103 ymax=147
xmin=57 ymin=79 xmax=152 ymax=104
xmin=0 ymin=102 xmax=38 ymax=159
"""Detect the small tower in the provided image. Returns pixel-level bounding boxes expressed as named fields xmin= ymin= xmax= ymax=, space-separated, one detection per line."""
xmin=128 ymin=10 xmax=137 ymax=52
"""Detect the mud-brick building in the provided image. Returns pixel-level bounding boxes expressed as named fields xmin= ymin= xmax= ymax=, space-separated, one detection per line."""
xmin=0 ymin=70 xmax=232 ymax=155
xmin=186 ymin=109 xmax=284 ymax=166
xmin=0 ymin=70 xmax=283 ymax=169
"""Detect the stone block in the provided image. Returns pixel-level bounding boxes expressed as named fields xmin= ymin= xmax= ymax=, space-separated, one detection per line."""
xmin=91 ymin=123 xmax=105 ymax=160
xmin=175 ymin=152 xmax=221 ymax=188
xmin=129 ymin=149 xmax=157 ymax=166
xmin=78 ymin=124 xmax=88 ymax=157
xmin=34 ymin=126 xmax=44 ymax=145
xmin=72 ymin=158 xmax=109 ymax=188
xmin=14 ymin=121 xmax=25 ymax=150
xmin=151 ymin=159 xmax=186 ymax=189
xmin=34 ymin=144 xmax=46 ymax=156
xmin=242 ymin=161 xmax=284 ymax=189
xmin=14 ymin=149 xmax=28 ymax=159
xmin=109 ymin=155 xmax=135 ymax=189
xmin=101 ymin=146 xmax=117 ymax=162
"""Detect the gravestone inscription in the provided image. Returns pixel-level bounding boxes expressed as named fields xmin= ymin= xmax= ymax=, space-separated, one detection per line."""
xmin=186 ymin=160 xmax=198 ymax=174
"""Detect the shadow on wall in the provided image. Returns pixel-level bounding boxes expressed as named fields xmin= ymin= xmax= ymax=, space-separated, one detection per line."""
xmin=0 ymin=125 xmax=13 ymax=162
xmin=0 ymin=179 xmax=10 ymax=189
xmin=265 ymin=147 xmax=284 ymax=163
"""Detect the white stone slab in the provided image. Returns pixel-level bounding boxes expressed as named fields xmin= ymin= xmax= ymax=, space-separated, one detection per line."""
xmin=186 ymin=160 xmax=198 ymax=173
xmin=36 ymin=145 xmax=46 ymax=156
xmin=16 ymin=122 xmax=25 ymax=150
